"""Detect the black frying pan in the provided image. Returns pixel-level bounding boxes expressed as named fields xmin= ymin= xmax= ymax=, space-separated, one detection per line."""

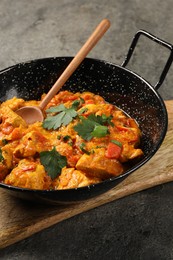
xmin=0 ymin=30 xmax=172 ymax=204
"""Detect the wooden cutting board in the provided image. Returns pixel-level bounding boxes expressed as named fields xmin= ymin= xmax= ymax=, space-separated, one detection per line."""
xmin=0 ymin=100 xmax=173 ymax=249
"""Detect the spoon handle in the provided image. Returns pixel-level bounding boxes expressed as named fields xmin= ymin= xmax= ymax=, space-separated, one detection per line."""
xmin=39 ymin=18 xmax=110 ymax=110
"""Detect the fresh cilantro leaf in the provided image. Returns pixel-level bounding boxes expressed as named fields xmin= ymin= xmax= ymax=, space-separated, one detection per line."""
xmin=73 ymin=113 xmax=114 ymax=141
xmin=71 ymin=98 xmax=84 ymax=110
xmin=74 ymin=115 xmax=110 ymax=141
xmin=43 ymin=112 xmax=65 ymax=130
xmin=40 ymin=147 xmax=67 ymax=179
xmin=92 ymin=125 xmax=109 ymax=138
xmin=43 ymin=104 xmax=78 ymax=130
xmin=74 ymin=117 xmax=96 ymax=141
xmin=87 ymin=114 xmax=102 ymax=124
xmin=0 ymin=148 xmax=4 ymax=162
xmin=101 ymin=114 xmax=114 ymax=126
xmin=46 ymin=104 xmax=66 ymax=113
xmin=88 ymin=114 xmax=114 ymax=126
xmin=71 ymin=100 xmax=80 ymax=110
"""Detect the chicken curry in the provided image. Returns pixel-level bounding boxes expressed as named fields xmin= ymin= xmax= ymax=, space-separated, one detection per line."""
xmin=0 ymin=90 xmax=143 ymax=190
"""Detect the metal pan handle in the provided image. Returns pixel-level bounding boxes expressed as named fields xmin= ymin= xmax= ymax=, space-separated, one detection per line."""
xmin=121 ymin=29 xmax=173 ymax=90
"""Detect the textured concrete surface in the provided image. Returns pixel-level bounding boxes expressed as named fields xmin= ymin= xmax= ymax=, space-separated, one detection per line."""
xmin=1 ymin=0 xmax=173 ymax=259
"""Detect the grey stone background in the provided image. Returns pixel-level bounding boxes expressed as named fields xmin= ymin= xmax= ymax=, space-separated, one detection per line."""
xmin=1 ymin=0 xmax=173 ymax=259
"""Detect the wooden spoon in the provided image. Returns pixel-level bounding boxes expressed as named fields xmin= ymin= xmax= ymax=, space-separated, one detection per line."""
xmin=16 ymin=19 xmax=110 ymax=124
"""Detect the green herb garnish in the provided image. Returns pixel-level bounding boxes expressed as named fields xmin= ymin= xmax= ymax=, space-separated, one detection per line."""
xmin=88 ymin=114 xmax=114 ymax=126
xmin=40 ymin=147 xmax=67 ymax=179
xmin=43 ymin=99 xmax=85 ymax=130
xmin=43 ymin=104 xmax=77 ymax=130
xmin=92 ymin=125 xmax=109 ymax=138
xmin=73 ymin=114 xmax=112 ymax=141
xmin=71 ymin=100 xmax=81 ymax=110
xmin=74 ymin=117 xmax=96 ymax=141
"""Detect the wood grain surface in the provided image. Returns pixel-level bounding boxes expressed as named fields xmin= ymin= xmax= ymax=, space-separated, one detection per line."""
xmin=0 ymin=100 xmax=173 ymax=249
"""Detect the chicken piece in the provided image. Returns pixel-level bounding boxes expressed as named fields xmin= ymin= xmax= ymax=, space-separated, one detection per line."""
xmin=120 ymin=143 xmax=143 ymax=162
xmin=4 ymin=159 xmax=51 ymax=190
xmin=14 ymin=130 xmax=52 ymax=158
xmin=0 ymin=106 xmax=27 ymax=137
xmin=53 ymin=167 xmax=101 ymax=189
xmin=76 ymin=148 xmax=123 ymax=179
xmin=0 ymin=106 xmax=27 ymax=128
xmin=0 ymin=97 xmax=25 ymax=111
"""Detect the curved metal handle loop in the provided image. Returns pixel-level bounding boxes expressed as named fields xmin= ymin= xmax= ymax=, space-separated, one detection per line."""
xmin=121 ymin=29 xmax=173 ymax=90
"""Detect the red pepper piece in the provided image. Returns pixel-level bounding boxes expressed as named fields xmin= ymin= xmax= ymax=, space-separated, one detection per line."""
xmin=105 ymin=141 xmax=122 ymax=159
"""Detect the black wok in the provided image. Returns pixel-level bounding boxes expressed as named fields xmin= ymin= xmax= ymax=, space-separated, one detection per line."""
xmin=0 ymin=30 xmax=172 ymax=204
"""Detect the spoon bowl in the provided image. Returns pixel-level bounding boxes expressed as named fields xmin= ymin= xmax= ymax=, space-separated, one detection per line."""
xmin=16 ymin=106 xmax=44 ymax=124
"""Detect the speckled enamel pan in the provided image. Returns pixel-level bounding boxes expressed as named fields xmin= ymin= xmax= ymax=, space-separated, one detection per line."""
xmin=0 ymin=30 xmax=173 ymax=205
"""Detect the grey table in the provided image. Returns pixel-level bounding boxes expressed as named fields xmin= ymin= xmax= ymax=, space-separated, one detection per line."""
xmin=1 ymin=1 xmax=173 ymax=259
